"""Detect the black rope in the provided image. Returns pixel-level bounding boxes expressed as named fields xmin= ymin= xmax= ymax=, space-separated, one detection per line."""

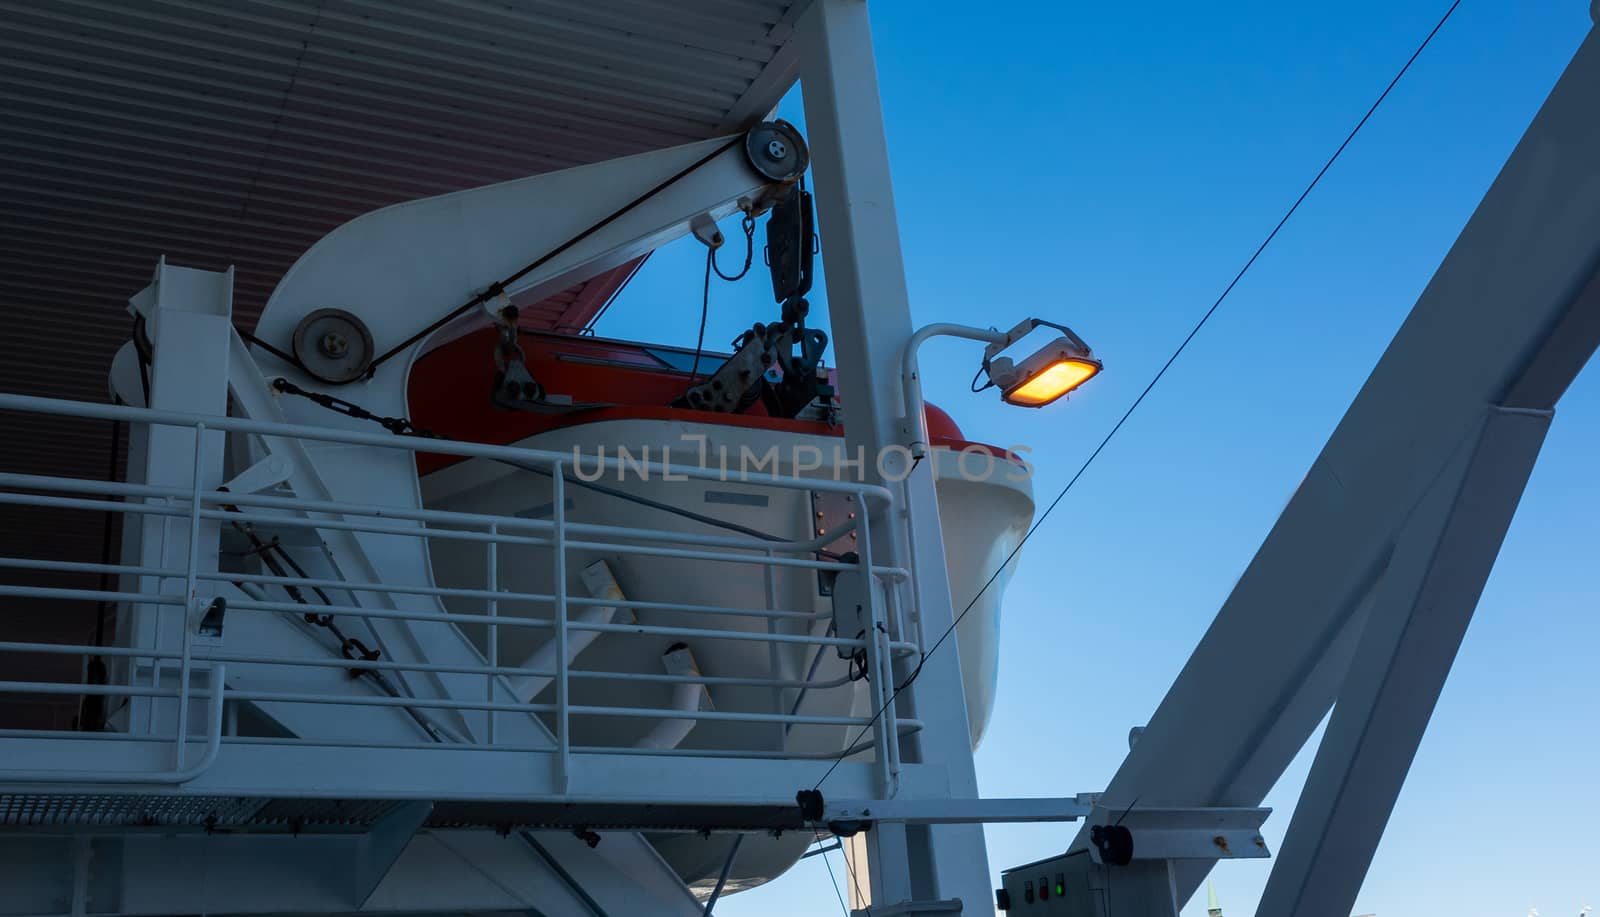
xmin=815 ymin=833 xmax=852 ymax=917
xmin=809 ymin=0 xmax=1464 ymax=792
xmin=700 ymin=834 xmax=744 ymax=916
xmin=132 ymin=315 xmax=152 ymax=406
xmin=711 ymin=214 xmax=757 ymax=282
xmin=365 ymin=137 xmax=744 ymax=376
xmin=687 ymin=214 xmax=756 ymax=389
xmin=839 ymin=837 xmax=870 ymax=915
xmin=969 ymin=362 xmax=994 ymax=394
xmin=786 ymin=622 xmax=838 ymax=733
xmin=240 ymin=329 xmax=301 ymax=370
xmin=222 ymin=506 xmax=380 ymax=675
xmin=265 ymin=536 xmax=335 ymax=608
xmin=689 ymin=247 xmax=714 ymax=385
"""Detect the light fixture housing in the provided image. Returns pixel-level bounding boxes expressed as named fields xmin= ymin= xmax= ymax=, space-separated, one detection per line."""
xmin=983 ymin=320 xmax=1102 ymax=408
xmin=900 ymin=317 xmax=1102 ymax=461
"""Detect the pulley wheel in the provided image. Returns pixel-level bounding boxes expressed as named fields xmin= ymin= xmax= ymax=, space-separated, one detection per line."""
xmin=292 ymin=308 xmax=374 ymax=384
xmin=745 ymin=120 xmax=809 ymax=183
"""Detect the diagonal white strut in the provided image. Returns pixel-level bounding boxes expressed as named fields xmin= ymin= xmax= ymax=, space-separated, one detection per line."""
xmin=1258 ymin=404 xmax=1550 ymax=915
xmin=1068 ymin=21 xmax=1600 ymax=917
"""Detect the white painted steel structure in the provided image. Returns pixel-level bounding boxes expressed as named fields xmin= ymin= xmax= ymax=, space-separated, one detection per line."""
xmin=1 ymin=1 xmax=1041 ymax=912
xmin=4 ymin=2 xmax=1600 ymax=916
xmin=0 ymin=0 xmax=810 ymax=702
xmin=1002 ymin=11 xmax=1600 ymax=917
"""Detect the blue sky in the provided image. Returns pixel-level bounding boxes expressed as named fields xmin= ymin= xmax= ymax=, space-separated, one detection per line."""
xmin=597 ymin=2 xmax=1598 ymax=914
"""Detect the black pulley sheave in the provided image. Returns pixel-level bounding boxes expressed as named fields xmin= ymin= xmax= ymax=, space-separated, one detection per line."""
xmin=1089 ymin=824 xmax=1134 ymax=867
xmin=745 ymin=120 xmax=809 ymax=183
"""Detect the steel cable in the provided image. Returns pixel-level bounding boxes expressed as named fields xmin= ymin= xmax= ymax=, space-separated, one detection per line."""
xmin=810 ymin=0 xmax=1465 ymax=792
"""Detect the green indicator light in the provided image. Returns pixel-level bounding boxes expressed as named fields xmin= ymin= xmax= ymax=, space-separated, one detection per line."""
xmin=1054 ymin=883 xmax=1065 ymax=897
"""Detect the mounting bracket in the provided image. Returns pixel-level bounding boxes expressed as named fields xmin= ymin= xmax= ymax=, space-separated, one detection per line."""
xmin=1084 ymin=805 xmax=1271 ymax=865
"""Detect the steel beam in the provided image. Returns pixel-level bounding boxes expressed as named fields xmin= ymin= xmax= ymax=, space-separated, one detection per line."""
xmin=825 ymin=796 xmax=1095 ymax=826
xmin=524 ymin=831 xmax=703 ymax=917
xmin=1066 ymin=26 xmax=1600 ymax=910
xmin=223 ymin=331 xmax=493 ymax=745
xmin=0 ymin=827 xmax=700 ymax=917
xmin=353 ymin=801 xmax=433 ymax=907
xmin=800 ymin=0 xmax=993 ymax=912
xmin=1257 ymin=406 xmax=1550 ymax=916
xmin=1083 ymin=806 xmax=1272 ymax=864
xmin=118 ymin=260 xmax=232 ymax=736
xmin=0 ymin=741 xmax=950 ymax=816
xmin=1068 ymin=23 xmax=1600 ymax=908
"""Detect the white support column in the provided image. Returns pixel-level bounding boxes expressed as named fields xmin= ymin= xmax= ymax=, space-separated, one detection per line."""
xmin=120 ymin=259 xmax=233 ymax=734
xmin=866 ymin=821 xmax=915 ymax=905
xmin=800 ymin=0 xmax=992 ymax=911
xmin=1258 ymin=405 xmax=1551 ymax=917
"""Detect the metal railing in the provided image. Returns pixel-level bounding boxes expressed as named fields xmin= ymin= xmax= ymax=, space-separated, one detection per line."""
xmin=0 ymin=391 xmax=919 ymax=792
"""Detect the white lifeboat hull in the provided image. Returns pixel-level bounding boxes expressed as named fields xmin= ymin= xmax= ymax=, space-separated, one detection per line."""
xmin=419 ymin=416 xmax=1032 ymax=888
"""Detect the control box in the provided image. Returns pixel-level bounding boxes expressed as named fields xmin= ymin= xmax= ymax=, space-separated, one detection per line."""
xmin=997 ymin=852 xmax=1178 ymax=916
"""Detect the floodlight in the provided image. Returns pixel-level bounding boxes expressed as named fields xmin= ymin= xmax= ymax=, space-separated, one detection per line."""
xmin=982 ymin=321 xmax=1102 ymax=408
xmin=899 ymin=317 xmax=1101 ymax=459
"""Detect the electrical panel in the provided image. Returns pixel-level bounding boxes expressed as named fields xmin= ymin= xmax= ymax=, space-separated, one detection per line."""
xmin=998 ymin=853 xmax=1179 ymax=917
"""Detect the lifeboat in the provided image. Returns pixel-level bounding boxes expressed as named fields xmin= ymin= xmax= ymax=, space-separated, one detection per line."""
xmin=410 ymin=326 xmax=1033 ymax=751
xmin=216 ymin=125 xmax=1045 ymax=893
xmin=406 ymin=325 xmax=1034 ymax=890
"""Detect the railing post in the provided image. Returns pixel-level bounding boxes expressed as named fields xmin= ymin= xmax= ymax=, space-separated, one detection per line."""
xmin=486 ymin=522 xmax=498 ymax=746
xmin=173 ymin=421 xmax=205 ymax=767
xmin=147 ymin=507 xmax=165 ymax=735
xmin=551 ymin=462 xmax=569 ymax=793
xmin=854 ymin=497 xmax=897 ymax=796
xmin=763 ymin=547 xmax=785 ymax=753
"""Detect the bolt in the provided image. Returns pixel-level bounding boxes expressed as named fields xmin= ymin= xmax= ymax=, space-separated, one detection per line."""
xmin=318 ymin=330 xmax=349 ymax=358
xmin=766 ymin=138 xmax=788 ymax=160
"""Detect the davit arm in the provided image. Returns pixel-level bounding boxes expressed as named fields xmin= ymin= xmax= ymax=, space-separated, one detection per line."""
xmin=249 ymin=122 xmax=809 ymax=415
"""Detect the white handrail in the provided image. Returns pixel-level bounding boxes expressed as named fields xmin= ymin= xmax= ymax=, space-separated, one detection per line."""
xmin=0 ymin=392 xmax=895 ymax=503
xmin=0 ymin=665 xmax=226 ymax=784
xmin=0 ymin=388 xmax=921 ymax=779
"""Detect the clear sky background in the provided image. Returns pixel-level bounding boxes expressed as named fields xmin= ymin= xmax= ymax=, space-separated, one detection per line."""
xmin=596 ymin=2 xmax=1599 ymax=914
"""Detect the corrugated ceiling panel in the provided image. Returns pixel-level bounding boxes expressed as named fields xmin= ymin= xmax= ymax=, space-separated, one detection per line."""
xmin=0 ymin=0 xmax=807 ymax=725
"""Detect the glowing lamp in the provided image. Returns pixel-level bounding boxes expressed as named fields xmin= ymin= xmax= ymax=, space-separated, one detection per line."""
xmin=900 ymin=317 xmax=1101 ymax=459
xmin=985 ymin=330 xmax=1102 ymax=408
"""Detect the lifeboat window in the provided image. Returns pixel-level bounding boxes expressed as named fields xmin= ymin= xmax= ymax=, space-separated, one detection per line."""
xmin=642 ymin=347 xmax=729 ymax=373
xmin=703 ymin=490 xmax=769 ymax=507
